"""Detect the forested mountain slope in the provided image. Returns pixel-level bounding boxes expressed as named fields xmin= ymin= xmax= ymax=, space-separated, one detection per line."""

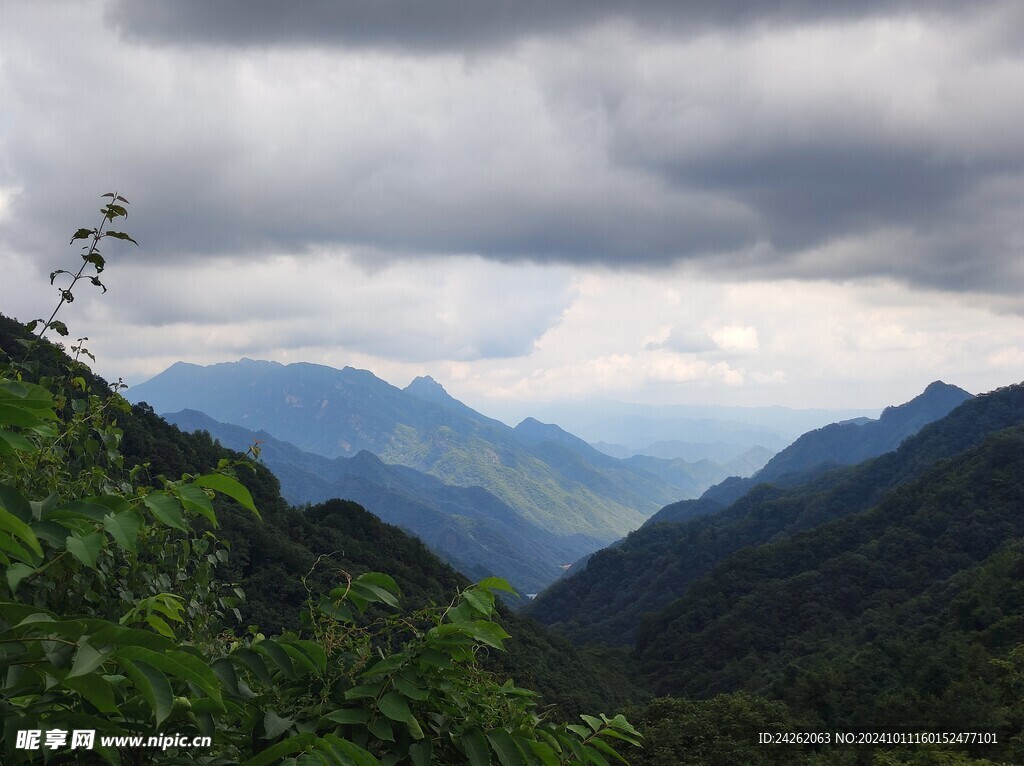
xmin=526 ymin=382 xmax=1024 ymax=646
xmin=694 ymin=380 xmax=972 ymax=509
xmin=756 ymin=380 xmax=971 ymax=482
xmin=128 ymin=358 xmax=756 ymax=588
xmin=633 ymin=423 xmax=1024 ymax=752
xmin=165 ymin=408 xmax=575 ymax=593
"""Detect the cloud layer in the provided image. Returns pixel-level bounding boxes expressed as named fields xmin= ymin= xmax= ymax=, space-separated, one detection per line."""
xmin=2 ymin=1 xmax=1023 ymax=410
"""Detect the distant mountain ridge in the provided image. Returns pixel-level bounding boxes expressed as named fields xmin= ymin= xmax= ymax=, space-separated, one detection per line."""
xmin=526 ymin=380 xmax=1001 ymax=645
xmin=129 ymin=359 xmax=763 ymax=590
xmin=658 ymin=380 xmax=972 ymax=517
xmin=752 ymin=380 xmax=972 ymax=485
xmin=164 ymin=409 xmax=571 ymax=593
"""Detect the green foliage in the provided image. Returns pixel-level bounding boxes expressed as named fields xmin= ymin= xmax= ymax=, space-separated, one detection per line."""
xmin=622 ymin=693 xmax=807 ymax=766
xmin=0 ymin=197 xmax=642 ymax=764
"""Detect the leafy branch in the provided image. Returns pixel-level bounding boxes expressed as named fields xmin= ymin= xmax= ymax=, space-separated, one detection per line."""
xmin=25 ymin=192 xmax=136 ymax=349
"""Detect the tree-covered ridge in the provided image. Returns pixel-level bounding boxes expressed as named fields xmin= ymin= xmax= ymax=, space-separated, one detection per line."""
xmin=747 ymin=380 xmax=972 ymax=487
xmin=525 ymin=381 xmax=1024 ymax=647
xmin=125 ymin=356 xmax=756 ymax=588
xmin=632 ymin=424 xmax=1024 ymax=762
xmin=162 ymin=407 xmax=588 ymax=595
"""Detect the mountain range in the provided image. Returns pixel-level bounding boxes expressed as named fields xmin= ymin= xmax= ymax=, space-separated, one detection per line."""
xmin=525 ymin=380 xmax=983 ymax=643
xmin=127 ymin=360 xmax=772 ymax=592
xmin=647 ymin=380 xmax=972 ymax=522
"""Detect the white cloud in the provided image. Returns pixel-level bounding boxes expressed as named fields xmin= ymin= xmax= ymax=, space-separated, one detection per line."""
xmin=711 ymin=325 xmax=760 ymax=352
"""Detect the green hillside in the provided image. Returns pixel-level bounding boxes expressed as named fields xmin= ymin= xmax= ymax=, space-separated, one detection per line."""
xmin=632 ymin=424 xmax=1024 ymax=761
xmin=164 ymin=408 xmax=581 ymax=594
xmin=526 ymin=382 xmax=1024 ymax=646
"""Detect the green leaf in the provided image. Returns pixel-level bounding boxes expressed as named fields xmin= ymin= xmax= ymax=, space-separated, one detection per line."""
xmin=409 ymin=740 xmax=432 ymax=766
xmin=357 ymin=571 xmax=400 ymax=596
xmin=321 ymin=708 xmax=369 ymax=726
xmin=258 ymin=639 xmax=297 ymax=679
xmin=476 ymin=576 xmax=518 ymax=595
xmin=264 ymin=710 xmax=295 ymax=740
xmin=0 ymin=483 xmax=33 ymax=522
xmin=292 ymin=639 xmax=328 ymax=673
xmin=487 ymin=729 xmax=525 ymax=766
xmin=105 ymin=230 xmax=139 ymax=246
xmin=465 ymin=620 xmax=512 ymax=650
xmin=241 ymin=733 xmax=318 ymax=766
xmin=121 ymin=658 xmax=174 ymax=726
xmin=69 ymin=641 xmax=112 ymax=677
xmin=5 ymin=563 xmax=36 ymax=592
xmin=463 ymin=587 xmax=495 ymax=615
xmin=525 ymin=739 xmax=560 ymax=766
xmin=321 ymin=735 xmax=382 ymax=766
xmin=71 ymin=228 xmax=93 ymax=242
xmin=0 ymin=402 xmax=48 ymax=428
xmin=116 ymin=646 xmax=223 ymax=708
xmin=588 ymin=738 xmax=629 ymax=765
xmin=176 ymin=482 xmax=217 ymax=526
xmin=344 ymin=682 xmax=384 ymax=701
xmin=66 ymin=531 xmax=105 ymax=569
xmin=376 ymin=692 xmax=411 ymax=723
xmin=581 ymin=714 xmax=603 ymax=733
xmin=0 ymin=506 xmax=43 ymax=563
xmin=417 ymin=648 xmax=453 ymax=669
xmin=0 ymin=429 xmax=34 ymax=453
xmin=143 ymin=492 xmax=188 ymax=531
xmin=368 ymin=716 xmax=394 ymax=742
xmin=231 ymin=648 xmax=273 ymax=685
xmin=405 ymin=714 xmax=425 ymax=741
xmin=85 ymin=252 xmax=106 ymax=271
xmin=195 ymin=473 xmax=259 ymax=516
xmin=89 ymin=623 xmax=174 ymax=652
xmin=393 ymin=674 xmax=428 ymax=701
xmin=279 ymin=642 xmax=319 ymax=675
xmin=211 ymin=658 xmax=240 ymax=696
xmin=145 ymin=613 xmax=175 ymax=638
xmin=102 ymin=509 xmax=143 ymax=553
xmin=461 ymin=729 xmax=491 ymax=766
xmin=567 ymin=724 xmax=590 ymax=740
xmin=64 ymin=672 xmax=119 ymax=714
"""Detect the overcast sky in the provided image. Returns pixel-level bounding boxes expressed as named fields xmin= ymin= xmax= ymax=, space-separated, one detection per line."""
xmin=2 ymin=1 xmax=1023 ymax=415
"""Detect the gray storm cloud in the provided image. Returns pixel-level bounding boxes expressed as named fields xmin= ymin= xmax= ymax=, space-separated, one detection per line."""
xmin=0 ymin=0 xmax=1021 ymax=315
xmin=105 ymin=0 xmax=992 ymax=51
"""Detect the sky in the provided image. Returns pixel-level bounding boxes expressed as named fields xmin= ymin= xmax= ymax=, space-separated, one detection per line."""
xmin=1 ymin=1 xmax=1023 ymax=416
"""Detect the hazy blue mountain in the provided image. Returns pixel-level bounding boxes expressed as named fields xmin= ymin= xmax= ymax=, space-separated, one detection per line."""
xmin=165 ymin=408 xmax=574 ymax=594
xmin=526 ymin=380 xmax=1015 ymax=646
xmin=130 ymin=360 xmax=745 ymax=589
xmin=698 ymin=380 xmax=973 ymax=508
xmin=753 ymin=380 xmax=973 ymax=484
xmin=490 ymin=399 xmax=880 ymax=449
xmin=594 ymin=439 xmax=775 ymax=464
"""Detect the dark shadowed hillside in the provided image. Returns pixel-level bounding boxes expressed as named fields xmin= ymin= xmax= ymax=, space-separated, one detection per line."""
xmin=633 ymin=424 xmax=1024 ymax=759
xmin=526 ymin=382 xmax=1024 ymax=648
